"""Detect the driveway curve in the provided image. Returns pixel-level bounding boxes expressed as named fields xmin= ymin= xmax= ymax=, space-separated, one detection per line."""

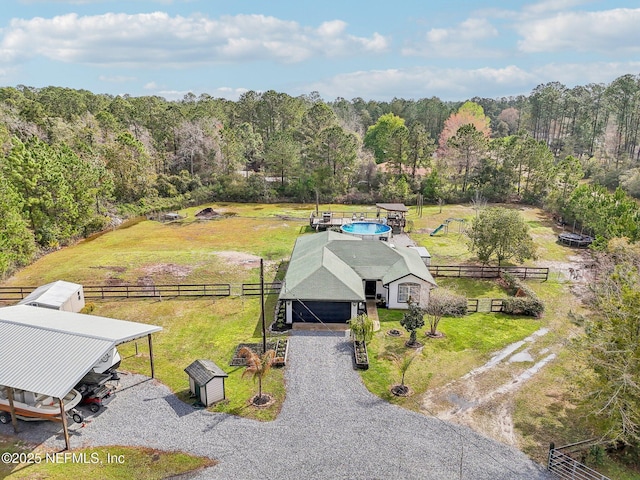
xmin=2 ymin=331 xmax=552 ymax=479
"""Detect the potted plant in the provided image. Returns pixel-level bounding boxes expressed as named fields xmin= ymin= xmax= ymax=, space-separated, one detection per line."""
xmin=354 ymin=339 xmax=369 ymax=370
xmin=273 ymin=339 xmax=289 ymax=367
xmin=350 ymin=314 xmax=373 ymax=369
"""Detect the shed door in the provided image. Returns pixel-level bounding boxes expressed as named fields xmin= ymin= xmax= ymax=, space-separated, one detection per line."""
xmin=292 ymin=301 xmax=351 ymax=323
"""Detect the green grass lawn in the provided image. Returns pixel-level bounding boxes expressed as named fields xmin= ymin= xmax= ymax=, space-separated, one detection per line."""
xmin=92 ymin=297 xmax=285 ymax=421
xmin=0 ymin=439 xmax=215 ymax=480
xmin=436 ymin=277 xmax=509 ymax=298
xmin=3 ymin=208 xmax=302 ymax=287
xmin=361 ymin=308 xmax=542 ymax=412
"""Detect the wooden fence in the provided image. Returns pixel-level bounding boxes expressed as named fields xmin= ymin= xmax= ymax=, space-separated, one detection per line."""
xmin=548 ymin=441 xmax=610 ymax=480
xmin=466 ymin=298 xmax=504 ymax=313
xmin=0 ymin=286 xmax=37 ymax=303
xmin=241 ymin=282 xmax=283 ymax=296
xmin=0 ymin=264 xmax=547 ymax=302
xmin=430 ymin=265 xmax=549 ymax=281
xmin=0 ymin=282 xmax=284 ymax=302
xmin=82 ymin=284 xmax=231 ymax=299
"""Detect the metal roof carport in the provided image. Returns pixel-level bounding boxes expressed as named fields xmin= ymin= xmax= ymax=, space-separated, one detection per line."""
xmin=0 ymin=305 xmax=162 ymax=450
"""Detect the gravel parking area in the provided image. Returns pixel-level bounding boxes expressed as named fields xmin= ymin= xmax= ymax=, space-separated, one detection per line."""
xmin=1 ymin=331 xmax=551 ymax=479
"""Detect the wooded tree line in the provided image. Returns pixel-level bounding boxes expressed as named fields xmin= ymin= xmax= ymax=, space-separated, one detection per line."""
xmin=3 ymin=76 xmax=640 ymax=276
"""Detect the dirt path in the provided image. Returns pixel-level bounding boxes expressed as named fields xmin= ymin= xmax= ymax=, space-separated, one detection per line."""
xmin=421 ymin=327 xmax=560 ymax=446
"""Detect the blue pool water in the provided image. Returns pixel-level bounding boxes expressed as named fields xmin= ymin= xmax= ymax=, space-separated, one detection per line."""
xmin=341 ymin=222 xmax=391 ymax=235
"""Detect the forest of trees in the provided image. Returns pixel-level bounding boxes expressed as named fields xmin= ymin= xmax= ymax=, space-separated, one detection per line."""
xmin=3 ymin=76 xmax=640 ymax=276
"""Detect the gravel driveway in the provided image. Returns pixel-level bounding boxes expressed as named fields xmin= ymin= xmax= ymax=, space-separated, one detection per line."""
xmin=1 ymin=331 xmax=552 ymax=479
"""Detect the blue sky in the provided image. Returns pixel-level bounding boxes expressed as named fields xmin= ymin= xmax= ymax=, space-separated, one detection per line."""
xmin=1 ymin=0 xmax=639 ymax=101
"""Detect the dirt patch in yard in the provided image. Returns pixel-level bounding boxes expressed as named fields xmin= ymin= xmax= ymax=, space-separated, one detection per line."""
xmin=213 ymin=251 xmax=262 ymax=269
xmin=534 ymin=249 xmax=598 ymax=301
xmin=90 ymin=265 xmax=127 ymax=273
xmin=534 ymin=249 xmax=596 ymax=283
xmin=141 ymin=263 xmax=194 ymax=278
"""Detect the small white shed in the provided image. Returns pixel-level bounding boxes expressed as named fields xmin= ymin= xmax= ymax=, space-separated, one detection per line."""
xmin=409 ymin=246 xmax=431 ymax=267
xmin=184 ymin=359 xmax=228 ymax=406
xmin=18 ymin=280 xmax=85 ymax=312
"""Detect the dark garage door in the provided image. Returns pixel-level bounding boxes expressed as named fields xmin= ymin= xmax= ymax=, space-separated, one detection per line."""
xmin=292 ymin=301 xmax=351 ymax=323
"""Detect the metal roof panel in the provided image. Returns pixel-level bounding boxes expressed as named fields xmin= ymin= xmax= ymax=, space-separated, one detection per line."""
xmin=0 ymin=305 xmax=162 ymax=344
xmin=0 ymin=320 xmax=113 ymax=399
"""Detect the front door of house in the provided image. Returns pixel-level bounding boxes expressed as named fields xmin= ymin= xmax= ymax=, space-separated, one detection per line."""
xmin=365 ymin=281 xmax=376 ymax=298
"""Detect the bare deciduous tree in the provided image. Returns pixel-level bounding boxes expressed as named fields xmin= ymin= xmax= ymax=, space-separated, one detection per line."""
xmin=424 ymin=288 xmax=467 ymax=337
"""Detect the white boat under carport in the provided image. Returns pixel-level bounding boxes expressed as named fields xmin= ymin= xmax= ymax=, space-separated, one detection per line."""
xmin=0 ymin=305 xmax=162 ymax=449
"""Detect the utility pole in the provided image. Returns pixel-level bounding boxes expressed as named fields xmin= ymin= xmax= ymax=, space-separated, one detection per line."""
xmin=260 ymin=258 xmax=267 ymax=353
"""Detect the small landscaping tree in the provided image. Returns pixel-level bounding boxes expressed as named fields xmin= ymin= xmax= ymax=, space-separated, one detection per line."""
xmin=424 ymin=288 xmax=467 ymax=337
xmin=391 ymin=353 xmax=417 ymax=396
xmin=350 ymin=313 xmax=374 ymax=343
xmin=238 ymin=347 xmax=276 ymax=406
xmin=400 ymin=299 xmax=425 ymax=347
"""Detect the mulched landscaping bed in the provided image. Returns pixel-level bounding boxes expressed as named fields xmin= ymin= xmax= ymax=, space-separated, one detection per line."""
xmin=229 ymin=339 xmax=289 ymax=367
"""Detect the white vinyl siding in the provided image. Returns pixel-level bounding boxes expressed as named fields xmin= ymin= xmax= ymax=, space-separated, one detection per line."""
xmin=205 ymin=379 xmax=225 ymax=404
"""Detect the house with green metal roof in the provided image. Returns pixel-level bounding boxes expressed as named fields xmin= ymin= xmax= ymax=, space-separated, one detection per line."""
xmin=279 ymin=231 xmax=436 ymax=324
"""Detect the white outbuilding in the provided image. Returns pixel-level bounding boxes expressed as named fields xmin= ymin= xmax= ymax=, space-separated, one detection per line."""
xmin=18 ymin=280 xmax=85 ymax=312
xmin=184 ymin=359 xmax=228 ymax=406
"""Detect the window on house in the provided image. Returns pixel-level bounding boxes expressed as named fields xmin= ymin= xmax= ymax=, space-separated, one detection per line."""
xmin=397 ymin=282 xmax=420 ymax=303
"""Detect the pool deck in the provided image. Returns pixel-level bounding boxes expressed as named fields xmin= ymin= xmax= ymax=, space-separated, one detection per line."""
xmin=390 ymin=232 xmax=417 ymax=247
xmin=309 ymin=211 xmax=385 ymax=230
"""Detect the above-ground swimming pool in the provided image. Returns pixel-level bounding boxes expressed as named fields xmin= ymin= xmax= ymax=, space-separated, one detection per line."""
xmin=341 ymin=222 xmax=392 ymax=240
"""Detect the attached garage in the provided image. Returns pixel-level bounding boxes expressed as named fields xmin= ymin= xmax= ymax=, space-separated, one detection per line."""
xmin=292 ymin=301 xmax=352 ymax=323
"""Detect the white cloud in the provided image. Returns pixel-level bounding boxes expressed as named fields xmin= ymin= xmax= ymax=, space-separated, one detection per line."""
xmin=403 ymin=17 xmax=499 ymax=58
xmin=517 ymin=8 xmax=640 ymax=54
xmin=317 ymin=20 xmax=347 ymax=37
xmin=98 ymin=74 xmax=136 ymax=83
xmin=305 ymin=59 xmax=640 ymax=101
xmin=0 ymin=12 xmax=389 ymax=67
xmin=522 ymin=0 xmax=592 ymax=16
xmin=150 ymin=86 xmax=249 ymax=101
xmin=210 ymin=86 xmax=249 ymax=100
xmin=304 ymin=65 xmax=535 ymax=101
xmin=532 ymin=61 xmax=640 ymax=86
xmin=154 ymin=89 xmax=191 ymax=101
